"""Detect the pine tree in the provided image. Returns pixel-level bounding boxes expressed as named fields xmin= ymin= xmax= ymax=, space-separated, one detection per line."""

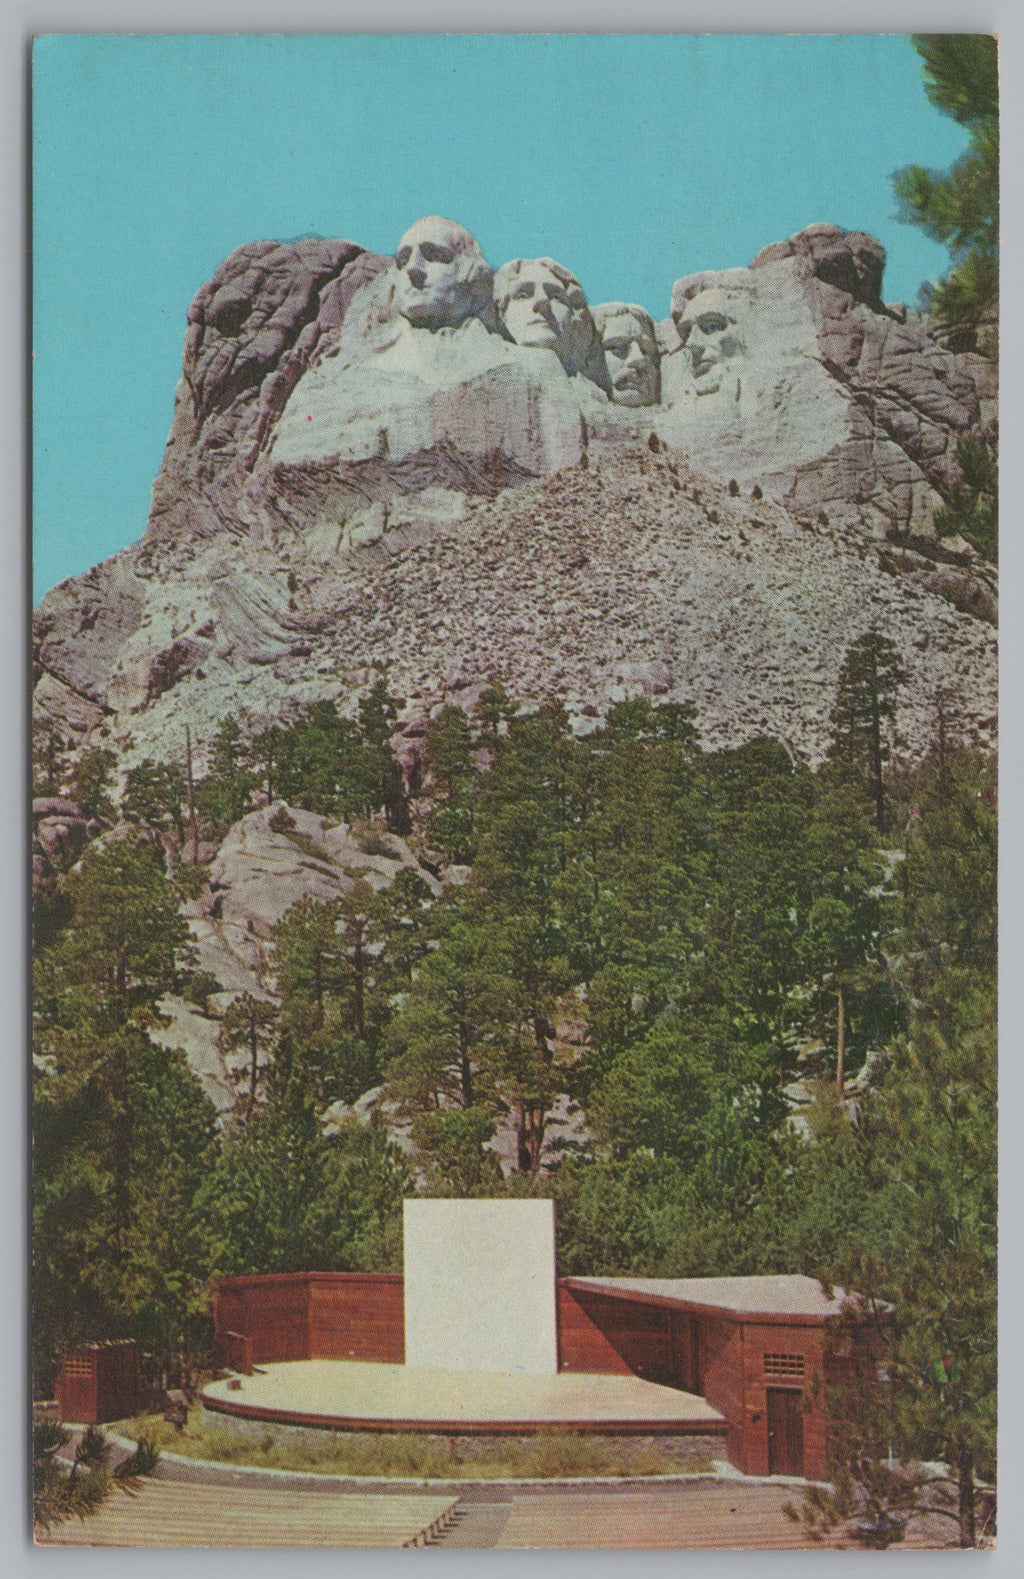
xmin=474 ymin=679 xmax=514 ymax=740
xmin=423 ymin=704 xmax=477 ymax=861
xmin=121 ymin=758 xmax=186 ymax=838
xmin=68 ymin=747 xmax=117 ymax=821
xmin=827 ymin=632 xmax=908 ymax=832
xmin=216 ymin=1067 xmax=410 ymax=1274
xmin=33 ymin=1422 xmax=160 ymax=1533
xmin=195 ymin=715 xmax=257 ymax=831
xmin=358 ymin=677 xmax=411 ymax=832
xmin=798 ymin=780 xmax=892 ymax=1093
xmin=33 ymin=838 xmax=219 ymax=1389
xmin=33 ymin=726 xmax=65 ymax=797
xmin=793 ymin=980 xmax=996 ymax=1546
xmin=385 ymin=914 xmax=525 ymax=1114
xmin=272 ymin=897 xmax=371 ymax=1108
xmin=218 ymin=992 xmax=278 ymax=1119
xmin=893 ymin=35 xmax=998 ymax=352
xmin=791 ymin=747 xmax=996 ymax=1548
xmin=933 ymin=433 xmax=998 ymax=562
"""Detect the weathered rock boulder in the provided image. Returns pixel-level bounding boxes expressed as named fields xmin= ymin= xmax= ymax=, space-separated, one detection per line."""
xmin=32 ymin=795 xmax=89 ymax=879
xmin=205 ymin=801 xmax=439 ymax=942
xmin=753 ymin=222 xmax=888 ymax=310
xmin=142 ymin=237 xmax=388 ymax=554
xmin=145 ymin=803 xmax=441 ymax=1111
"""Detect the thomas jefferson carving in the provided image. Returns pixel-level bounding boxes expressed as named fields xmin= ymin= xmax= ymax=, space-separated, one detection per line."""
xmin=494 ymin=258 xmax=610 ymax=390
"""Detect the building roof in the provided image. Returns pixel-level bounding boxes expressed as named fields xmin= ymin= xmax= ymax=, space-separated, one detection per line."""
xmin=564 ymin=1275 xmax=851 ymax=1323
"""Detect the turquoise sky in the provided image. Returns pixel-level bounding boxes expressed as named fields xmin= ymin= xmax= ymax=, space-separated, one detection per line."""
xmin=32 ymin=32 xmax=971 ymax=602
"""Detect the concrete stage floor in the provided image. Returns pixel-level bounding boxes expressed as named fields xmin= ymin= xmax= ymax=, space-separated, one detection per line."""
xmin=203 ymin=1360 xmax=725 ymax=1433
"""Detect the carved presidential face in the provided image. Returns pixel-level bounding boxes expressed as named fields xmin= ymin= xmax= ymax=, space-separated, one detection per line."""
xmin=393 ymin=217 xmax=493 ymax=331
xmin=593 ymin=304 xmax=661 ymax=406
xmin=498 ymin=260 xmax=577 ymax=349
xmin=493 ymin=258 xmax=600 ymax=379
xmin=674 ymin=288 xmax=747 ymax=394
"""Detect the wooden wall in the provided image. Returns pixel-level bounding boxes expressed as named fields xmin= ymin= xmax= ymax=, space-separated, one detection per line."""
xmin=557 ymin=1285 xmax=673 ymax=1382
xmin=737 ymin=1321 xmax=826 ymax=1479
xmin=214 ymin=1273 xmax=403 ymax=1367
xmin=308 ymin=1274 xmax=404 ymax=1363
xmin=557 ymin=1285 xmax=633 ymax=1375
xmin=215 ymin=1276 xmax=311 ymax=1364
xmin=54 ymin=1351 xmax=99 ymax=1425
xmin=668 ymin=1313 xmax=701 ymax=1393
xmin=695 ymin=1314 xmax=747 ymax=1470
xmin=54 ymin=1342 xmax=140 ymax=1425
xmin=211 ymin=1271 xmax=862 ymax=1481
xmin=557 ymin=1291 xmax=837 ymax=1476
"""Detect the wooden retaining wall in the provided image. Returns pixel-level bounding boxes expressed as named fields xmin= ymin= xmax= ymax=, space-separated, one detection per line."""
xmin=214 ymin=1273 xmax=404 ymax=1368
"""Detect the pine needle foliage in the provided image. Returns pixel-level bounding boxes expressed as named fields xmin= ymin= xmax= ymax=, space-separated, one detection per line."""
xmin=893 ymin=35 xmax=998 ymax=352
xmin=33 ymin=1421 xmax=159 ymax=1533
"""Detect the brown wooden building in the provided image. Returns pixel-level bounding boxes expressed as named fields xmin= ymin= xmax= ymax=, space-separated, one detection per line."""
xmin=559 ymin=1275 xmax=862 ymax=1479
xmin=214 ymin=1269 xmax=869 ymax=1480
xmin=54 ymin=1340 xmax=141 ymax=1425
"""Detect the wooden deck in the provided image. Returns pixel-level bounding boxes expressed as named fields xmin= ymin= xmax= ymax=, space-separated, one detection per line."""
xmin=35 ymin=1479 xmax=459 ymax=1548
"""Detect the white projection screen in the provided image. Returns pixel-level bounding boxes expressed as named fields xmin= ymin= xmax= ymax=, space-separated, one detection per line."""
xmin=402 ymin=1198 xmax=559 ymax=1374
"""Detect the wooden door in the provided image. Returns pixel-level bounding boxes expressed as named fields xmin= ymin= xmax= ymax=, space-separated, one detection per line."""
xmin=767 ymin=1387 xmax=804 ymax=1476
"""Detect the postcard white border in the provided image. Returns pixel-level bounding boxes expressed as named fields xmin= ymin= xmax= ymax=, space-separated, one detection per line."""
xmin=9 ymin=4 xmax=1021 ymax=1577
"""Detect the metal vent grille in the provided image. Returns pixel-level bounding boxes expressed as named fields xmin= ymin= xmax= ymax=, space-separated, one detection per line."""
xmin=764 ymin=1352 xmax=805 ymax=1379
xmin=60 ymin=1358 xmax=93 ymax=1378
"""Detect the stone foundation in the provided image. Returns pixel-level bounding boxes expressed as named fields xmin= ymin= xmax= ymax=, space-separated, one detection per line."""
xmin=201 ymin=1406 xmax=725 ymax=1467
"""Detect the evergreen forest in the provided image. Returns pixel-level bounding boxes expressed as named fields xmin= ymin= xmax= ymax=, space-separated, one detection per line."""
xmin=33 ymin=635 xmax=996 ymax=1531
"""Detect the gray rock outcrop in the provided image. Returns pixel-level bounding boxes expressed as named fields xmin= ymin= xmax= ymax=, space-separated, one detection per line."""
xmin=33 ymin=449 xmax=997 ymax=786
xmin=134 ymin=217 xmax=995 ymax=565
xmin=32 ymin=215 xmax=1000 ymax=1128
xmin=33 ymin=217 xmax=998 ymax=791
xmin=658 ymin=225 xmax=988 ymax=538
xmin=143 ymin=236 xmax=387 ymax=553
xmin=205 ymin=801 xmax=438 ymax=943
xmin=32 ymin=795 xmax=89 ymax=885
xmin=150 ymin=802 xmax=440 ymax=1111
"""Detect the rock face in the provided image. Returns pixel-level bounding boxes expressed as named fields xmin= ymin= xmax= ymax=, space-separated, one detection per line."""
xmin=183 ymin=800 xmax=437 ymax=1012
xmin=33 ymin=450 xmax=997 ymax=787
xmin=144 ymin=237 xmax=388 ymax=553
xmin=267 ymin=314 xmax=591 ymax=499
xmin=34 ymin=217 xmax=998 ymax=785
xmin=32 ymin=796 xmax=89 ymax=886
xmin=206 ymin=802 xmax=438 ymax=944
xmin=119 ymin=217 xmax=995 ymax=576
xmin=151 ymin=803 xmax=440 ymax=1112
xmin=658 ymin=225 xmax=986 ymax=536
xmin=33 ymin=215 xmax=999 ymax=1133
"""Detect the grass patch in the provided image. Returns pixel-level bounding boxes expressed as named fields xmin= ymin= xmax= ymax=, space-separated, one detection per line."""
xmin=115 ymin=1415 xmax=711 ymax=1480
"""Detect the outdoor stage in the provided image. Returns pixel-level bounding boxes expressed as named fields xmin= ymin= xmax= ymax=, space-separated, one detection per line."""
xmin=202 ymin=1359 xmax=727 ymax=1438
